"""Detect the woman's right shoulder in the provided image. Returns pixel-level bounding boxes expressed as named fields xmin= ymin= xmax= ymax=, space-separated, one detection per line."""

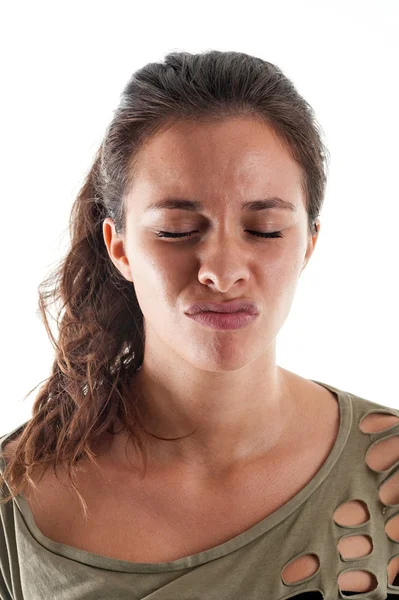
xmin=0 ymin=422 xmax=32 ymax=499
xmin=0 ymin=422 xmax=30 ymax=466
xmin=1 ymin=434 xmax=22 ymax=464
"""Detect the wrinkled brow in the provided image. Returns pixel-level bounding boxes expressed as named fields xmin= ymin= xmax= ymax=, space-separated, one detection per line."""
xmin=146 ymin=197 xmax=297 ymax=213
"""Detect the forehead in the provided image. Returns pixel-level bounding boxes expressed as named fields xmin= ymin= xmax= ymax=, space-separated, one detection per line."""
xmin=128 ymin=116 xmax=304 ymax=207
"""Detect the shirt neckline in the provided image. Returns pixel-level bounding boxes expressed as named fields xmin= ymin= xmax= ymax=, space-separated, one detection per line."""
xmin=0 ymin=379 xmax=352 ymax=574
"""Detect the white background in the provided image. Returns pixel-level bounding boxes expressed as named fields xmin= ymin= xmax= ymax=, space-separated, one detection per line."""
xmin=1 ymin=0 xmax=398 ymax=434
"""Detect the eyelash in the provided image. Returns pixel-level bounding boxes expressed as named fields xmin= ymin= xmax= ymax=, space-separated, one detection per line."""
xmin=156 ymin=230 xmax=284 ymax=239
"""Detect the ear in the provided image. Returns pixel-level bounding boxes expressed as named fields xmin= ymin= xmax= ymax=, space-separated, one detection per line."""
xmin=302 ymin=218 xmax=321 ymax=272
xmin=102 ymin=218 xmax=133 ymax=282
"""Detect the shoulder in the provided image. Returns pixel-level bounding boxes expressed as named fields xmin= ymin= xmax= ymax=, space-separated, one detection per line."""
xmin=0 ymin=422 xmax=35 ymax=498
xmin=1 ymin=434 xmax=21 ymax=460
xmin=0 ymin=421 xmax=30 ymax=467
xmin=341 ymin=386 xmax=399 ymax=431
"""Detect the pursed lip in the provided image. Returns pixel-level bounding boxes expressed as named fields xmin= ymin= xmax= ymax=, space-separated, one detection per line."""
xmin=185 ymin=299 xmax=259 ymax=316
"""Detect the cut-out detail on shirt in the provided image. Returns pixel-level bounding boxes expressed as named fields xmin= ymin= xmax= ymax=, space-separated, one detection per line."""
xmin=337 ymin=534 xmax=373 ymax=561
xmin=387 ymin=555 xmax=399 ymax=587
xmin=359 ymin=411 xmax=399 ymax=434
xmin=379 ymin=470 xmax=399 ymax=506
xmin=281 ymin=552 xmax=320 ymax=586
xmin=337 ymin=568 xmax=378 ymax=596
xmin=365 ymin=434 xmax=399 ymax=472
xmin=385 ymin=512 xmax=399 ymax=542
xmin=333 ymin=499 xmax=371 ymax=528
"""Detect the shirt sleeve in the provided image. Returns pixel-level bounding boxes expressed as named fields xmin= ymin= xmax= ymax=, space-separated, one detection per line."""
xmin=0 ymin=512 xmax=14 ymax=600
xmin=0 ymin=436 xmax=15 ymax=600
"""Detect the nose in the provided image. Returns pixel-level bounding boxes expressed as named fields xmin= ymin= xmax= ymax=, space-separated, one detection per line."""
xmin=196 ymin=237 xmax=251 ymax=292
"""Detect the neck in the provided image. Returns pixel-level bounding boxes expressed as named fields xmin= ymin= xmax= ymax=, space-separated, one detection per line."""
xmin=107 ymin=358 xmax=300 ymax=479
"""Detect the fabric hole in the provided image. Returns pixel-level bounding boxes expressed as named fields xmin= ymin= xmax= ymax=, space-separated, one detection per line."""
xmin=337 ymin=534 xmax=373 ymax=560
xmin=365 ymin=435 xmax=399 ymax=471
xmin=385 ymin=513 xmax=399 ymax=542
xmin=333 ymin=499 xmax=370 ymax=527
xmin=359 ymin=411 xmax=399 ymax=434
xmin=281 ymin=553 xmax=320 ymax=585
xmin=380 ymin=471 xmax=399 ymax=506
xmin=387 ymin=555 xmax=399 ymax=586
xmin=338 ymin=569 xmax=378 ymax=595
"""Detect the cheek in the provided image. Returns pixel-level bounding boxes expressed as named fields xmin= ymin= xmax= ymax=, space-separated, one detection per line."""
xmin=259 ymin=245 xmax=305 ymax=318
xmin=128 ymin=245 xmax=184 ymax=312
xmin=275 ymin=252 xmax=304 ymax=283
xmin=259 ymin=239 xmax=304 ymax=282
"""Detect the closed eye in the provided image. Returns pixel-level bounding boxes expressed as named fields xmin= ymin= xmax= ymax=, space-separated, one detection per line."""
xmin=156 ymin=230 xmax=284 ymax=239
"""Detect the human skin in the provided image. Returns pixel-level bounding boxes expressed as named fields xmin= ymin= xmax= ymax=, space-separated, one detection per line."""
xmin=102 ymin=115 xmax=321 ymax=479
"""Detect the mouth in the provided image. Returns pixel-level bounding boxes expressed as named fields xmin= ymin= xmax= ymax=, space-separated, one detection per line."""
xmin=186 ymin=310 xmax=258 ymax=330
xmin=186 ymin=299 xmax=259 ymax=316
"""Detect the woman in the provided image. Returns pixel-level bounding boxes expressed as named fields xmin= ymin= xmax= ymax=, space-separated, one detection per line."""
xmin=1 ymin=49 xmax=399 ymax=600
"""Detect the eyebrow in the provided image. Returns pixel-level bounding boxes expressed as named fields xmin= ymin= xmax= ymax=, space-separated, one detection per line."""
xmin=146 ymin=196 xmax=296 ymax=213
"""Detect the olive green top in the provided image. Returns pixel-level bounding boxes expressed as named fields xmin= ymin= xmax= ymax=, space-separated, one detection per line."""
xmin=1 ymin=379 xmax=399 ymax=600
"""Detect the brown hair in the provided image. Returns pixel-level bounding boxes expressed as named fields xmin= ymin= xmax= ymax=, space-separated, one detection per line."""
xmin=0 ymin=49 xmax=329 ymax=518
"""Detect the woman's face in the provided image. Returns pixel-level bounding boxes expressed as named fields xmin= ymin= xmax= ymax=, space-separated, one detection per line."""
xmin=103 ymin=115 xmax=319 ymax=371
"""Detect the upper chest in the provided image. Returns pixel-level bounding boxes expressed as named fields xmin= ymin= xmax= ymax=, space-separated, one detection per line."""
xmin=24 ymin=447 xmax=322 ymax=564
xmin=20 ymin=398 xmax=337 ymax=565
